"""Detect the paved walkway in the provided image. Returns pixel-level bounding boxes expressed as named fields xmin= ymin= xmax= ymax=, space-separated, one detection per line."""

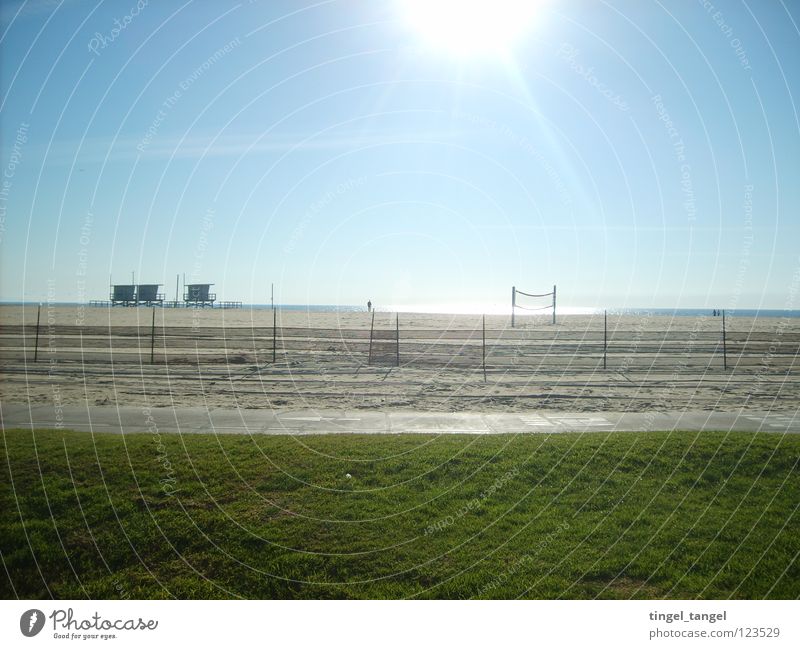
xmin=1 ymin=404 xmax=798 ymax=435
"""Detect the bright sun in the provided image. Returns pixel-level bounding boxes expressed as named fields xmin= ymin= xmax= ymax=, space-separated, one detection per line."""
xmin=402 ymin=0 xmax=540 ymax=57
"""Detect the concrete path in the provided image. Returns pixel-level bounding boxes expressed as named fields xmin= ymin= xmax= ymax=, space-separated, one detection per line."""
xmin=1 ymin=403 xmax=798 ymax=435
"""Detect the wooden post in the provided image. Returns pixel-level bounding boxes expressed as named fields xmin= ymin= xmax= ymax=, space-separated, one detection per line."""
xmin=603 ymin=309 xmax=607 ymax=370
xmin=395 ymin=313 xmax=400 ymax=367
xmin=368 ymin=311 xmax=375 ymax=365
xmin=552 ymin=284 xmax=557 ymax=325
xmin=722 ymin=309 xmax=727 ymax=371
xmin=150 ymin=307 xmax=155 ymax=364
xmin=272 ymin=307 xmax=277 ymax=363
xmin=34 ymin=303 xmax=41 ymax=362
xmin=482 ymin=314 xmax=487 ymax=382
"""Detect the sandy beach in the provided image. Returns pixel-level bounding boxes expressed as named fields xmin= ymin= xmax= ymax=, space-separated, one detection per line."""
xmin=1 ymin=304 xmax=797 ymax=415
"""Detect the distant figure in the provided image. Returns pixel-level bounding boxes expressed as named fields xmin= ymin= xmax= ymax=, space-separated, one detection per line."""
xmin=367 ymin=299 xmax=372 ymax=313
xmin=713 ymin=309 xmax=717 ymax=316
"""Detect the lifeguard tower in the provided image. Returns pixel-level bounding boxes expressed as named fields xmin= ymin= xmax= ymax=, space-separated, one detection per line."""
xmin=137 ymin=284 xmax=164 ymax=306
xmin=110 ymin=284 xmax=136 ymax=306
xmin=184 ymin=283 xmax=215 ymax=308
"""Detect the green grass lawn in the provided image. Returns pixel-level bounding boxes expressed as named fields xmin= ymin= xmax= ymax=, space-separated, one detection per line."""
xmin=1 ymin=428 xmax=798 ymax=599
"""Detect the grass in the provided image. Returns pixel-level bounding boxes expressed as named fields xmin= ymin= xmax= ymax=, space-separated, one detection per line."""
xmin=1 ymin=428 xmax=798 ymax=599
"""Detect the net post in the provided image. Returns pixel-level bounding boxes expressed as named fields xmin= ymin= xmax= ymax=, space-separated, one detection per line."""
xmin=150 ymin=307 xmax=155 ymax=364
xmin=603 ymin=309 xmax=607 ymax=370
xmin=368 ymin=311 xmax=375 ymax=365
xmin=552 ymin=284 xmax=557 ymax=325
xmin=722 ymin=309 xmax=727 ymax=371
xmin=482 ymin=314 xmax=487 ymax=382
xmin=511 ymin=286 xmax=516 ymax=328
xmin=273 ymin=307 xmax=277 ymax=363
xmin=395 ymin=313 xmax=400 ymax=367
xmin=34 ymin=303 xmax=41 ymax=362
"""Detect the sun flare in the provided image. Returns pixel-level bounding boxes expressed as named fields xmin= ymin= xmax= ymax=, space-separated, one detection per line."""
xmin=402 ymin=0 xmax=541 ymax=57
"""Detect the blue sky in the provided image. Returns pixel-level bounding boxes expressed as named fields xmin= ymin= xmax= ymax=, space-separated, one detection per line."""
xmin=1 ymin=0 xmax=798 ymax=309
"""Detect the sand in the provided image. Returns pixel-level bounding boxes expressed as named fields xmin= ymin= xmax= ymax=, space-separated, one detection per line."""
xmin=1 ymin=305 xmax=797 ymax=414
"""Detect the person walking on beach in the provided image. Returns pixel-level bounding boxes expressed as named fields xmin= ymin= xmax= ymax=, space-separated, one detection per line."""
xmin=367 ymin=299 xmax=372 ymax=313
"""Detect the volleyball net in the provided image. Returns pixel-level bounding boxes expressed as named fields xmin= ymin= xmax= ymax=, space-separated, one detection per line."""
xmin=511 ymin=285 xmax=556 ymax=326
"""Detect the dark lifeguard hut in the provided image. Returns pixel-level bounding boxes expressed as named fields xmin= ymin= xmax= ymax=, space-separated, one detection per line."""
xmin=184 ymin=283 xmax=215 ymax=308
xmin=136 ymin=284 xmax=164 ymax=306
xmin=110 ymin=284 xmax=136 ymax=306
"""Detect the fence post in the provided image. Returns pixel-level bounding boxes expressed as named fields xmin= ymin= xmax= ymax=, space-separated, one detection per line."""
xmin=396 ymin=313 xmax=400 ymax=367
xmin=722 ymin=309 xmax=727 ymax=371
xmin=150 ymin=307 xmax=155 ymax=364
xmin=482 ymin=314 xmax=487 ymax=382
xmin=34 ymin=303 xmax=41 ymax=362
xmin=273 ymin=308 xmax=277 ymax=363
xmin=603 ymin=309 xmax=607 ymax=370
